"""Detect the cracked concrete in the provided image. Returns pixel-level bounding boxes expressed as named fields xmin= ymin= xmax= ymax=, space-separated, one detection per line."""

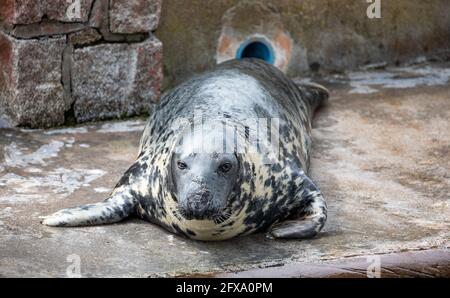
xmin=0 ymin=63 xmax=449 ymax=277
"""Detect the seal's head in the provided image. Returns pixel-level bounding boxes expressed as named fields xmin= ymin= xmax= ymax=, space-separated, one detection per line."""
xmin=170 ymin=125 xmax=240 ymax=220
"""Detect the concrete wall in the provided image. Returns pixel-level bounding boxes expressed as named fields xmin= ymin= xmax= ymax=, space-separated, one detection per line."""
xmin=156 ymin=0 xmax=450 ymax=90
xmin=0 ymin=0 xmax=163 ymax=128
xmin=1 ymin=0 xmax=449 ymax=128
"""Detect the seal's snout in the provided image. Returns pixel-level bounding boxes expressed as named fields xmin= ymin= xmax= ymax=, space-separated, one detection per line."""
xmin=185 ymin=190 xmax=215 ymax=219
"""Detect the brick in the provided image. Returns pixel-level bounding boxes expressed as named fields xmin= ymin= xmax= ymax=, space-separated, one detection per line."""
xmin=0 ymin=0 xmax=41 ymax=24
xmin=0 ymin=0 xmax=94 ymax=25
xmin=45 ymin=0 xmax=94 ymax=23
xmin=0 ymin=32 xmax=66 ymax=127
xmin=89 ymin=0 xmax=136 ymax=42
xmin=72 ymin=35 xmax=162 ymax=122
xmin=109 ymin=0 xmax=161 ymax=34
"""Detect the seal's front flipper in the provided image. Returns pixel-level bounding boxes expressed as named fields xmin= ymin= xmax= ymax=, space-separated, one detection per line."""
xmin=269 ymin=174 xmax=327 ymax=239
xmin=41 ymin=187 xmax=138 ymax=227
xmin=42 ymin=158 xmax=150 ymax=227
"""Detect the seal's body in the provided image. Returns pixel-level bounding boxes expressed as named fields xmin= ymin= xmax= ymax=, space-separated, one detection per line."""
xmin=42 ymin=59 xmax=328 ymax=241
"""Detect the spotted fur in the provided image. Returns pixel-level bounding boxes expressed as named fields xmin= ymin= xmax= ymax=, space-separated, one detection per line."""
xmin=42 ymin=59 xmax=328 ymax=241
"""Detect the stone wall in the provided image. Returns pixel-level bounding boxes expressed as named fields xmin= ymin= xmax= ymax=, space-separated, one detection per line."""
xmin=0 ymin=0 xmax=162 ymax=128
xmin=156 ymin=0 xmax=450 ymax=90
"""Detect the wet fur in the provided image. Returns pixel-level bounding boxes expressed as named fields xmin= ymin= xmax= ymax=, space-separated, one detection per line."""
xmin=42 ymin=59 xmax=328 ymax=241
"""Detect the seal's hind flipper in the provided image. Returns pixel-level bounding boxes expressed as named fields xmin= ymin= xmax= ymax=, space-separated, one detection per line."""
xmin=269 ymin=174 xmax=327 ymax=239
xmin=297 ymin=81 xmax=329 ymax=113
xmin=41 ymin=189 xmax=138 ymax=226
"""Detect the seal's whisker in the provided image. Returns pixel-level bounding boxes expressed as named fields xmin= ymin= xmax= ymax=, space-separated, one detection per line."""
xmin=213 ymin=210 xmax=233 ymax=224
xmin=173 ymin=206 xmax=189 ymax=220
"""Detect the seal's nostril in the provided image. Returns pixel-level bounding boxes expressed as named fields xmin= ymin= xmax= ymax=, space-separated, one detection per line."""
xmin=185 ymin=191 xmax=213 ymax=216
xmin=201 ymin=191 xmax=212 ymax=203
xmin=189 ymin=191 xmax=211 ymax=206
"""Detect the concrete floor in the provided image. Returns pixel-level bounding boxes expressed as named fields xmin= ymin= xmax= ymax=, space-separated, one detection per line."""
xmin=0 ymin=62 xmax=449 ymax=277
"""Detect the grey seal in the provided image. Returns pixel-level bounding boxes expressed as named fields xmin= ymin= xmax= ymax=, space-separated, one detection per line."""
xmin=42 ymin=59 xmax=328 ymax=241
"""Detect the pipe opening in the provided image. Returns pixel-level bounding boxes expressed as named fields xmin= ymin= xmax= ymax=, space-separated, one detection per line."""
xmin=236 ymin=40 xmax=274 ymax=64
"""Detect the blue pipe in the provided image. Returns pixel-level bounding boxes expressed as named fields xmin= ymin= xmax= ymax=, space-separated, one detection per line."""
xmin=236 ymin=39 xmax=275 ymax=64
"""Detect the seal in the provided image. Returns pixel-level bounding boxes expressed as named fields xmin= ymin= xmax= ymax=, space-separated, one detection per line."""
xmin=41 ymin=59 xmax=328 ymax=241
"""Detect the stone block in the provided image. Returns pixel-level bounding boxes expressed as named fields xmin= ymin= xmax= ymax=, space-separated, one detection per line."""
xmin=0 ymin=0 xmax=41 ymax=24
xmin=89 ymin=0 xmax=144 ymax=42
xmin=109 ymin=0 xmax=162 ymax=34
xmin=0 ymin=32 xmax=66 ymax=127
xmin=0 ymin=0 xmax=94 ymax=25
xmin=72 ymin=35 xmax=162 ymax=122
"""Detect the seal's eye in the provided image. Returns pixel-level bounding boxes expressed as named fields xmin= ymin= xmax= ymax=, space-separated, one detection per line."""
xmin=218 ymin=162 xmax=232 ymax=173
xmin=177 ymin=161 xmax=187 ymax=170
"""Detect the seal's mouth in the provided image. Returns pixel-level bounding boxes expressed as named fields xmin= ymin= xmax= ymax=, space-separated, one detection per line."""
xmin=174 ymin=205 xmax=232 ymax=224
xmin=175 ymin=205 xmax=218 ymax=221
